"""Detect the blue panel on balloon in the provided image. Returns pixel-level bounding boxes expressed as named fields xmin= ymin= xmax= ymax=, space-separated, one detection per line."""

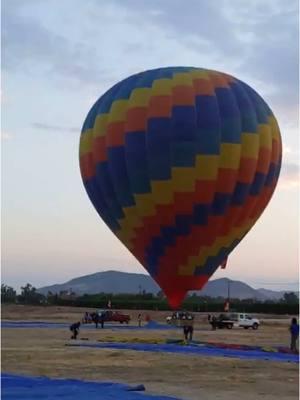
xmin=108 ymin=147 xmax=135 ymax=207
xmin=212 ymin=193 xmax=231 ymax=215
xmin=147 ymin=118 xmax=171 ymax=180
xmin=174 ymin=215 xmax=192 ymax=236
xmin=215 ymin=88 xmax=240 ymax=119
xmin=171 ymin=106 xmax=197 ymax=141
xmin=230 ymin=82 xmax=258 ymax=132
xmin=159 ymin=226 xmax=177 ymax=246
xmin=231 ymin=182 xmax=250 ymax=205
xmin=250 ymin=172 xmax=266 ymax=195
xmin=195 ymin=95 xmax=220 ymax=130
xmin=95 ymin=162 xmax=124 ymax=219
xmin=265 ymin=163 xmax=276 ymax=186
xmin=171 ymin=142 xmax=196 ymax=167
xmin=193 ymin=204 xmax=210 ymax=225
xmin=195 ymin=128 xmax=221 ymax=155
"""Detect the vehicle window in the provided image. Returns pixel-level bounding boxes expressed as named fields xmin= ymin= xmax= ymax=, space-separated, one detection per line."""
xmin=245 ymin=315 xmax=251 ymax=320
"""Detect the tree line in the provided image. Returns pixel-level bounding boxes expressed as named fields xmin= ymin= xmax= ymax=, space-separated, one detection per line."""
xmin=1 ymin=283 xmax=299 ymax=315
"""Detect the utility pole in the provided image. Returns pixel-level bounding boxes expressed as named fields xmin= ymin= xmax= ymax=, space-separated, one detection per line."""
xmin=227 ymin=279 xmax=230 ymax=301
xmin=224 ymin=279 xmax=230 ymax=313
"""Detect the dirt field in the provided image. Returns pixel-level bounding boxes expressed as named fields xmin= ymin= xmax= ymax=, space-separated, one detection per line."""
xmin=1 ymin=305 xmax=299 ymax=400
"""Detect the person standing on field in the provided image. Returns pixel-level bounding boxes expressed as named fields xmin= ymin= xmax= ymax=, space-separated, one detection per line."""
xmin=289 ymin=318 xmax=299 ymax=353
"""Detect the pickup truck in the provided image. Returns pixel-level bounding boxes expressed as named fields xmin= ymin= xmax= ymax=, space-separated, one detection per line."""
xmin=83 ymin=310 xmax=131 ymax=324
xmin=211 ymin=313 xmax=260 ymax=330
xmin=98 ymin=310 xmax=131 ymax=324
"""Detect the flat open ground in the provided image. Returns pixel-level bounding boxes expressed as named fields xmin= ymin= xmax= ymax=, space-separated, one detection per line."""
xmin=1 ymin=305 xmax=299 ymax=400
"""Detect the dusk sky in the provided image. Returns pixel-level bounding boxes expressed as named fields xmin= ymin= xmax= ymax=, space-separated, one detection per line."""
xmin=2 ymin=0 xmax=299 ymax=291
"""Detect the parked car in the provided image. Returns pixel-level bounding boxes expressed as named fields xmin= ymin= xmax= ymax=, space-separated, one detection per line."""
xmin=97 ymin=310 xmax=131 ymax=324
xmin=210 ymin=313 xmax=260 ymax=330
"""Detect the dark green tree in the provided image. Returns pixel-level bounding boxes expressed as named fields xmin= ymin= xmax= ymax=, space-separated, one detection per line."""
xmin=1 ymin=284 xmax=17 ymax=303
xmin=18 ymin=283 xmax=45 ymax=304
xmin=282 ymin=292 xmax=299 ymax=304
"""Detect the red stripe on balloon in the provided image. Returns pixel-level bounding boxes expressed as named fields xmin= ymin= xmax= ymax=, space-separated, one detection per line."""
xmin=238 ymin=158 xmax=259 ymax=182
xmin=172 ymin=85 xmax=195 ymax=106
xmin=147 ymin=96 xmax=172 ymax=118
xmin=126 ymin=107 xmax=147 ymax=132
xmin=106 ymin=121 xmax=125 ymax=147
xmin=80 ymin=153 xmax=95 ymax=180
xmin=192 ymin=79 xmax=215 ymax=96
xmin=92 ymin=136 xmax=107 ymax=163
xmin=256 ymin=148 xmax=272 ymax=173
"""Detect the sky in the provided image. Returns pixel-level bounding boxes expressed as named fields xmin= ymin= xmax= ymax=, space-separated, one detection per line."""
xmin=1 ymin=0 xmax=299 ymax=292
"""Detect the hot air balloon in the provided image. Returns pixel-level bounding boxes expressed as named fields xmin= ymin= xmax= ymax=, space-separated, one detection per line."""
xmin=79 ymin=67 xmax=282 ymax=309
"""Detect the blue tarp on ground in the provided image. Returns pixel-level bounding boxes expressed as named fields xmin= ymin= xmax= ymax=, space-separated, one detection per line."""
xmin=1 ymin=374 xmax=180 ymax=400
xmin=1 ymin=320 xmax=177 ymax=330
xmin=67 ymin=341 xmax=299 ymax=364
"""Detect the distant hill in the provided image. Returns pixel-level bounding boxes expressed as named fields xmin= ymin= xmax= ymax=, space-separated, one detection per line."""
xmin=256 ymin=288 xmax=289 ymax=301
xmin=38 ymin=270 xmax=292 ymax=301
xmin=38 ymin=271 xmax=160 ymax=296
xmin=197 ymin=278 xmax=266 ymax=300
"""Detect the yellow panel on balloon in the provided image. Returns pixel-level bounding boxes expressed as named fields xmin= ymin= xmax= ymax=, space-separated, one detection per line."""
xmin=151 ymin=181 xmax=173 ymax=204
xmin=171 ymin=168 xmax=196 ymax=191
xmin=151 ymin=79 xmax=172 ymax=96
xmin=79 ymin=129 xmax=93 ymax=155
xmin=128 ymin=88 xmax=151 ymax=108
xmin=195 ymin=155 xmax=219 ymax=180
xmin=93 ymin=114 xmax=109 ymax=137
xmin=172 ymin=73 xmax=193 ymax=86
xmin=241 ymin=133 xmax=259 ymax=158
xmin=258 ymin=125 xmax=272 ymax=149
xmin=108 ymin=100 xmax=128 ymax=122
xmin=219 ymin=143 xmax=241 ymax=169
xmin=269 ymin=116 xmax=281 ymax=141
xmin=134 ymin=194 xmax=156 ymax=217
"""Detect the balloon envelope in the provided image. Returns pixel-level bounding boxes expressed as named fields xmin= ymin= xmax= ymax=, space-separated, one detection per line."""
xmin=79 ymin=67 xmax=282 ymax=309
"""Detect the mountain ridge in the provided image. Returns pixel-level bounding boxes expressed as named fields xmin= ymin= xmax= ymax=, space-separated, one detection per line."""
xmin=37 ymin=270 xmax=294 ymax=300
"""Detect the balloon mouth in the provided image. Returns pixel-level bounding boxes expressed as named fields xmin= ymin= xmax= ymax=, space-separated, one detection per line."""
xmin=157 ymin=274 xmax=210 ymax=309
xmin=164 ymin=289 xmax=188 ymax=310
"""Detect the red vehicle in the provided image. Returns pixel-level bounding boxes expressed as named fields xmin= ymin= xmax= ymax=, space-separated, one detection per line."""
xmin=83 ymin=310 xmax=131 ymax=324
xmin=98 ymin=310 xmax=130 ymax=324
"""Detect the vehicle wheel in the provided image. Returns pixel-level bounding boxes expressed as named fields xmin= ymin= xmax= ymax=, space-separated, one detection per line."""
xmin=252 ymin=323 xmax=258 ymax=330
xmin=244 ymin=326 xmax=249 ymax=329
xmin=227 ymin=324 xmax=233 ymax=329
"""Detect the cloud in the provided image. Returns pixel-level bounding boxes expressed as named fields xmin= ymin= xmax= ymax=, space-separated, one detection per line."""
xmin=1 ymin=131 xmax=13 ymax=140
xmin=231 ymin=1 xmax=299 ymax=108
xmin=109 ymin=0 xmax=243 ymax=61
xmin=32 ymin=123 xmax=79 ymax=133
xmin=2 ymin=0 xmax=298 ymax=110
xmin=1 ymin=1 xmax=109 ymax=88
xmin=279 ymin=162 xmax=300 ymax=190
xmin=110 ymin=0 xmax=298 ymax=108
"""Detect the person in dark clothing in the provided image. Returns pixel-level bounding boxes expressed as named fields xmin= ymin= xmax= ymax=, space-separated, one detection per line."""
xmin=100 ymin=312 xmax=105 ymax=329
xmin=211 ymin=316 xmax=217 ymax=330
xmin=289 ymin=318 xmax=299 ymax=353
xmin=95 ymin=313 xmax=100 ymax=329
xmin=183 ymin=325 xmax=194 ymax=342
xmin=70 ymin=322 xmax=80 ymax=339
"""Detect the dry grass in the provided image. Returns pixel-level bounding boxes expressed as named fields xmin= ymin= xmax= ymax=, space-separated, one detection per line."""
xmin=1 ymin=305 xmax=299 ymax=400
